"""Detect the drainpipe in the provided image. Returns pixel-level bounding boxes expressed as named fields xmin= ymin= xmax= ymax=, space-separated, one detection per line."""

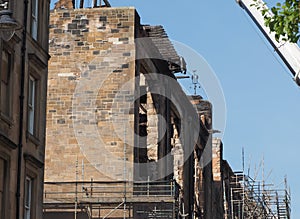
xmin=16 ymin=0 xmax=28 ymax=218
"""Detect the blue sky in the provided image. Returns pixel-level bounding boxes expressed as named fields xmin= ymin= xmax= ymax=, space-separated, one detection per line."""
xmin=51 ymin=0 xmax=300 ymax=217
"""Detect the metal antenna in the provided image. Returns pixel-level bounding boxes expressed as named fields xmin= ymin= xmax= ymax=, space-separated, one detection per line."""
xmin=75 ymin=157 xmax=78 ymax=219
xmin=191 ymin=70 xmax=200 ymax=95
xmin=242 ymin=147 xmax=245 ymax=172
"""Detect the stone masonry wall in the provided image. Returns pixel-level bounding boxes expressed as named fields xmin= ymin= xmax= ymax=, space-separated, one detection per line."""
xmin=45 ymin=7 xmax=138 ymax=185
xmin=212 ymin=138 xmax=224 ymax=218
xmin=212 ymin=138 xmax=222 ymax=181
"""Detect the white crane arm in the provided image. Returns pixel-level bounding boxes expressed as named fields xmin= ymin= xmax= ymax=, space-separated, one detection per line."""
xmin=237 ymin=0 xmax=300 ymax=86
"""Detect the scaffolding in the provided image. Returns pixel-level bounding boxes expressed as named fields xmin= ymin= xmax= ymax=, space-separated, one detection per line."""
xmin=43 ymin=180 xmax=179 ymax=219
xmin=228 ymin=171 xmax=291 ymax=219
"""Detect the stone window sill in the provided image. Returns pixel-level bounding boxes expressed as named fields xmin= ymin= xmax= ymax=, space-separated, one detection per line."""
xmin=26 ymin=132 xmax=41 ymax=146
xmin=0 ymin=112 xmax=13 ymax=127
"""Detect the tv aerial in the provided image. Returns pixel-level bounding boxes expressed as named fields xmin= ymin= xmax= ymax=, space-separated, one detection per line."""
xmin=190 ymin=70 xmax=201 ymax=95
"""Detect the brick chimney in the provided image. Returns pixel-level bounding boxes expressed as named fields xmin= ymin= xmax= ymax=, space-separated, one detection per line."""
xmin=54 ymin=0 xmax=74 ymax=9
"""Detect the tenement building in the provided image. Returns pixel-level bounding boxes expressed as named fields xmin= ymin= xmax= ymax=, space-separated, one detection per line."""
xmin=0 ymin=0 xmax=50 ymax=219
xmin=43 ymin=0 xmax=214 ymax=218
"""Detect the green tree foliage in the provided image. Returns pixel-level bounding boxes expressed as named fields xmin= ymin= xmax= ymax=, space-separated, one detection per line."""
xmin=253 ymin=0 xmax=300 ymax=43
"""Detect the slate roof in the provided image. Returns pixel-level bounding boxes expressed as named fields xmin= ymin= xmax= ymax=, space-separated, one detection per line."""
xmin=143 ymin=25 xmax=186 ymax=74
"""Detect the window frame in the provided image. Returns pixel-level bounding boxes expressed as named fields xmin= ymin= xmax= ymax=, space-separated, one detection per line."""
xmin=0 ymin=153 xmax=10 ymax=219
xmin=24 ymin=176 xmax=32 ymax=219
xmin=26 ymin=54 xmax=46 ymax=145
xmin=0 ymin=43 xmax=14 ymax=122
xmin=27 ymin=69 xmax=40 ymax=141
xmin=23 ymin=154 xmax=41 ymax=219
xmin=30 ymin=0 xmax=39 ymax=40
xmin=27 ymin=75 xmax=36 ymax=135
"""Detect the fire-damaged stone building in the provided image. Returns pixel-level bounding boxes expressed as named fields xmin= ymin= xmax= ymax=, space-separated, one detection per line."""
xmin=43 ymin=0 xmax=217 ymax=218
xmin=43 ymin=1 xmax=291 ymax=219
